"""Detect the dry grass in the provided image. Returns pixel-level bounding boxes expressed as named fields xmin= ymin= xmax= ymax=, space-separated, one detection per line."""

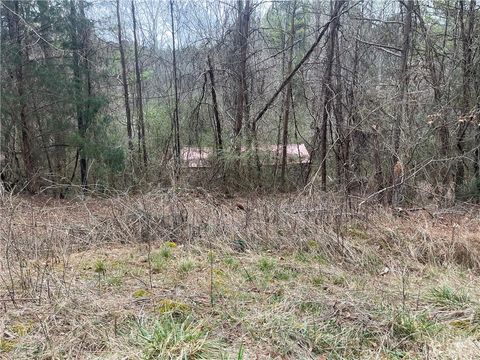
xmin=1 ymin=190 xmax=480 ymax=359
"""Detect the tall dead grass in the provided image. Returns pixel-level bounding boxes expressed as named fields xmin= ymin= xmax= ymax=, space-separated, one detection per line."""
xmin=1 ymin=189 xmax=479 ymax=305
xmin=1 ymin=189 xmax=480 ymax=359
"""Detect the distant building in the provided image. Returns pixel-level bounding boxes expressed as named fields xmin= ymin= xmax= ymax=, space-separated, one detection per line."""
xmin=181 ymin=147 xmax=213 ymax=168
xmin=181 ymin=144 xmax=310 ymax=168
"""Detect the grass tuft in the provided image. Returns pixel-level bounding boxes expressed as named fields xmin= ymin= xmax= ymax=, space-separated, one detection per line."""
xmin=94 ymin=259 xmax=107 ymax=274
xmin=151 ymin=247 xmax=174 ymax=273
xmin=311 ymin=275 xmax=325 ymax=287
xmin=258 ymin=257 xmax=276 ymax=272
xmin=140 ymin=315 xmax=223 ymax=360
xmin=179 ymin=259 xmax=195 ymax=274
xmin=391 ymin=311 xmax=437 ymax=342
xmin=427 ymin=286 xmax=471 ymax=310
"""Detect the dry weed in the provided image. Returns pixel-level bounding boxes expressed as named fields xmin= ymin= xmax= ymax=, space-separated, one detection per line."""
xmin=1 ymin=190 xmax=480 ymax=358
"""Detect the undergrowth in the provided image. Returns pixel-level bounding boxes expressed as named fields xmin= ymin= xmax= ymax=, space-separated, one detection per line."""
xmin=1 ymin=191 xmax=480 ymax=358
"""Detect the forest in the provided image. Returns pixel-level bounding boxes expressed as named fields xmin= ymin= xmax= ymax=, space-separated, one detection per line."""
xmin=1 ymin=0 xmax=478 ymax=202
xmin=1 ymin=0 xmax=480 ymax=359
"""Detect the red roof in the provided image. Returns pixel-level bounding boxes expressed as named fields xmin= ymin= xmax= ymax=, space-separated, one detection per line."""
xmin=181 ymin=144 xmax=309 ymax=168
xmin=181 ymin=147 xmax=212 ymax=168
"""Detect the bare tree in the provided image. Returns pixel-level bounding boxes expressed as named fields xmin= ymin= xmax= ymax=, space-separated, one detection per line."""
xmin=456 ymin=0 xmax=476 ymax=187
xmin=280 ymin=1 xmax=297 ymax=188
xmin=5 ymin=0 xmax=36 ymax=192
xmin=391 ymin=0 xmax=413 ymax=205
xmin=333 ymin=30 xmax=349 ymax=190
xmin=233 ymin=0 xmax=251 ymax=152
xmin=207 ymin=54 xmax=223 ymax=157
xmin=415 ymin=2 xmax=452 ymax=195
xmin=116 ymin=0 xmax=134 ymax=155
xmin=69 ymin=0 xmax=88 ymax=190
xmin=132 ymin=0 xmax=148 ymax=170
xmin=1 ymin=0 xmax=478 ymax=202
xmin=310 ymin=0 xmax=346 ymax=191
xmin=170 ymin=0 xmax=181 ymax=179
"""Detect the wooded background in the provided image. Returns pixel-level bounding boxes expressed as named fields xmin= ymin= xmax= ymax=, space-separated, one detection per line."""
xmin=1 ymin=0 xmax=479 ymax=203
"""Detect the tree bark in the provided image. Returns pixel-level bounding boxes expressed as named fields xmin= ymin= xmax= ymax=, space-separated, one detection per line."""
xmin=348 ymin=39 xmax=361 ymax=188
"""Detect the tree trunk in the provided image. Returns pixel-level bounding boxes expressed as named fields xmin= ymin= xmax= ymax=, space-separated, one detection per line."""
xmin=456 ymin=0 xmax=476 ymax=188
xmin=348 ymin=39 xmax=361 ymax=189
xmin=416 ymin=4 xmax=452 ymax=196
xmin=391 ymin=0 xmax=413 ymax=205
xmin=69 ymin=0 xmax=88 ymax=190
xmin=116 ymin=0 xmax=134 ymax=155
xmin=33 ymin=105 xmax=53 ymax=177
xmin=280 ymin=1 xmax=296 ymax=189
xmin=333 ymin=32 xmax=349 ymax=191
xmin=132 ymin=0 xmax=148 ymax=170
xmin=273 ymin=15 xmax=287 ymax=187
xmin=79 ymin=0 xmax=92 ymax=190
xmin=207 ymin=54 xmax=223 ymax=157
xmin=315 ymin=0 xmax=345 ymax=191
xmin=170 ymin=0 xmax=181 ymax=179
xmin=233 ymin=0 xmax=250 ymax=152
xmin=6 ymin=1 xmax=36 ymax=192
xmin=372 ymin=125 xmax=385 ymax=200
xmin=38 ymin=1 xmax=66 ymax=185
